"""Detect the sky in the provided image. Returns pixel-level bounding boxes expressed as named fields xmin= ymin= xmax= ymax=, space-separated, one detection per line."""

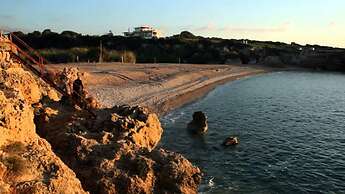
xmin=1 ymin=0 xmax=345 ymax=48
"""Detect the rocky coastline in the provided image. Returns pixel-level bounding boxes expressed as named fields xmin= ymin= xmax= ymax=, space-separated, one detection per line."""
xmin=0 ymin=54 xmax=202 ymax=193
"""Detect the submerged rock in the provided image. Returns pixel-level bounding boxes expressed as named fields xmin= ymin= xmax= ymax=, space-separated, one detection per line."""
xmin=222 ymin=137 xmax=239 ymax=146
xmin=187 ymin=111 xmax=208 ymax=134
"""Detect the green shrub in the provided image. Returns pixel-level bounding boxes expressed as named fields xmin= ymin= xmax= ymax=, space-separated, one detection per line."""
xmin=104 ymin=49 xmax=121 ymax=62
xmin=122 ymin=51 xmax=136 ymax=63
xmin=39 ymin=49 xmax=74 ymax=63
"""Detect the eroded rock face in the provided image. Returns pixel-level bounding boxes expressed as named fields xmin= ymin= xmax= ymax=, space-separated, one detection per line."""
xmin=35 ymin=102 xmax=202 ymax=194
xmin=187 ymin=111 xmax=208 ymax=134
xmin=0 ymin=55 xmax=202 ymax=193
xmin=80 ymin=146 xmax=201 ymax=194
xmin=0 ymin=86 xmax=36 ymax=145
xmin=150 ymin=149 xmax=202 ymax=194
xmin=0 ymin=68 xmax=87 ymax=193
xmin=53 ymin=67 xmax=101 ymax=109
xmin=0 ymin=67 xmax=42 ymax=104
xmin=0 ymin=51 xmax=21 ymax=69
xmin=95 ymin=105 xmax=163 ymax=151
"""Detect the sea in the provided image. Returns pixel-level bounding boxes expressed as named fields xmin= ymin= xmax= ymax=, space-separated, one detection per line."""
xmin=161 ymin=71 xmax=345 ymax=194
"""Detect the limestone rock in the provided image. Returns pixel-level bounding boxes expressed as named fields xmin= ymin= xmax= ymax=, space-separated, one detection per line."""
xmin=0 ymin=78 xmax=87 ymax=194
xmin=0 ymin=67 xmax=42 ymax=104
xmin=0 ymin=52 xmax=202 ymax=194
xmin=222 ymin=136 xmax=239 ymax=146
xmin=150 ymin=149 xmax=202 ymax=194
xmin=55 ymin=67 xmax=85 ymax=96
xmin=187 ymin=111 xmax=208 ymax=134
xmin=35 ymin=103 xmax=201 ymax=194
xmin=53 ymin=67 xmax=101 ymax=109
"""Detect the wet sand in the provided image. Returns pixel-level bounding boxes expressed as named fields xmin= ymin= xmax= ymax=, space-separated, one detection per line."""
xmin=49 ymin=63 xmax=271 ymax=116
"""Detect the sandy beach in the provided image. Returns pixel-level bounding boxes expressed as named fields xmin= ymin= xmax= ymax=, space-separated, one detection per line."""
xmin=49 ymin=63 xmax=270 ymax=116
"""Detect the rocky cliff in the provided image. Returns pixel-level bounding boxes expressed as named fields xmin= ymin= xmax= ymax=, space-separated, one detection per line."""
xmin=35 ymin=97 xmax=201 ymax=194
xmin=0 ymin=56 xmax=87 ymax=193
xmin=0 ymin=53 xmax=202 ymax=193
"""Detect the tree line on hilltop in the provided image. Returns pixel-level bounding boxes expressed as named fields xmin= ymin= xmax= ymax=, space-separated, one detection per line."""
xmin=11 ymin=29 xmax=345 ymax=71
xmin=12 ymin=29 xmax=256 ymax=64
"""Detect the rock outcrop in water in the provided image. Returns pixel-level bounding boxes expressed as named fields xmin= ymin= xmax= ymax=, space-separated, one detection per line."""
xmin=187 ymin=111 xmax=208 ymax=134
xmin=222 ymin=137 xmax=239 ymax=146
xmin=0 ymin=56 xmax=201 ymax=193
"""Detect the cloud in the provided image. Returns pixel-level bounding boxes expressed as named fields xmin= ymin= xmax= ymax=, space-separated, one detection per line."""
xmin=0 ymin=25 xmax=28 ymax=32
xmin=0 ymin=14 xmax=16 ymax=20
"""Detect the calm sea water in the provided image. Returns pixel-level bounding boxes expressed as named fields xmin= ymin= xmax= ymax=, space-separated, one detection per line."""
xmin=160 ymin=71 xmax=345 ymax=194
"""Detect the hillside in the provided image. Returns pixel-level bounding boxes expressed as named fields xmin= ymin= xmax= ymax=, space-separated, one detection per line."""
xmin=12 ymin=30 xmax=345 ymax=71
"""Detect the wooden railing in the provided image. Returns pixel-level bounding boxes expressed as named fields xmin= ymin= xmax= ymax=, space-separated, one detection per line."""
xmin=1 ymin=31 xmax=96 ymax=117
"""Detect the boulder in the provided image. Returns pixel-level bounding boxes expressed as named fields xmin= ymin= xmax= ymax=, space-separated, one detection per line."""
xmin=35 ymin=103 xmax=202 ymax=194
xmin=187 ymin=111 xmax=208 ymax=134
xmin=222 ymin=137 xmax=239 ymax=146
xmin=53 ymin=67 xmax=101 ymax=109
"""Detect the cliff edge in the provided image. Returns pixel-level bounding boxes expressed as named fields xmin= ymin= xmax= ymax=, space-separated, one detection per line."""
xmin=0 ymin=56 xmax=87 ymax=193
xmin=0 ymin=51 xmax=202 ymax=193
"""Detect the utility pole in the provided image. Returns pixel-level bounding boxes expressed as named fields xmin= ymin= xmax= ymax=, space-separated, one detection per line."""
xmin=99 ymin=40 xmax=103 ymax=63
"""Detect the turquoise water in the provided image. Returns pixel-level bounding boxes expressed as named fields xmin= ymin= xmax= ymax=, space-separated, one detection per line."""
xmin=161 ymin=71 xmax=345 ymax=194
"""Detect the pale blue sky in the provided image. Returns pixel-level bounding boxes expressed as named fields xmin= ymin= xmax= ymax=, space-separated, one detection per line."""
xmin=1 ymin=0 xmax=345 ymax=47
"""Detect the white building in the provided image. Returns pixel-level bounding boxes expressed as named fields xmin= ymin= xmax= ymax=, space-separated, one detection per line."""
xmin=124 ymin=25 xmax=160 ymax=39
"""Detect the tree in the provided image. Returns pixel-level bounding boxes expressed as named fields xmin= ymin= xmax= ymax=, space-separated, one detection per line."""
xmin=61 ymin=31 xmax=81 ymax=39
xmin=180 ymin=31 xmax=196 ymax=39
xmin=122 ymin=51 xmax=136 ymax=64
xmin=42 ymin=29 xmax=53 ymax=36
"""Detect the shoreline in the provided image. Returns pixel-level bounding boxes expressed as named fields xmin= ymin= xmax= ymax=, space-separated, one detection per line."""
xmin=51 ymin=63 xmax=273 ymax=117
xmin=155 ymin=70 xmax=270 ymax=116
xmin=157 ymin=66 xmax=329 ymax=116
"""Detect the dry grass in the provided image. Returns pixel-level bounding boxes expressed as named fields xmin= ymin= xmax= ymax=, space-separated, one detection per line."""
xmin=1 ymin=155 xmax=28 ymax=176
xmin=1 ymin=142 xmax=28 ymax=177
xmin=2 ymin=142 xmax=26 ymax=154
